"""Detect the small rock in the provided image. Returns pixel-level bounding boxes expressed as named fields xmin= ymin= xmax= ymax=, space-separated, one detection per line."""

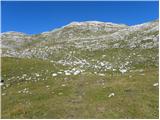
xmin=50 ymin=60 xmax=54 ymax=63
xmin=61 ymin=84 xmax=66 ymax=87
xmin=119 ymin=69 xmax=127 ymax=74
xmin=73 ymin=70 xmax=81 ymax=75
xmin=58 ymin=92 xmax=63 ymax=95
xmin=108 ymin=93 xmax=115 ymax=98
xmin=65 ymin=72 xmax=71 ymax=76
xmin=35 ymin=73 xmax=40 ymax=77
xmin=46 ymin=85 xmax=50 ymax=88
xmin=0 ymin=82 xmax=4 ymax=86
xmin=52 ymin=73 xmax=57 ymax=77
xmin=18 ymin=91 xmax=21 ymax=93
xmin=102 ymin=55 xmax=106 ymax=58
xmin=153 ymin=83 xmax=158 ymax=87
xmin=2 ymin=93 xmax=6 ymax=96
xmin=57 ymin=72 xmax=62 ymax=74
xmin=6 ymin=84 xmax=10 ymax=88
xmin=99 ymin=73 xmax=105 ymax=76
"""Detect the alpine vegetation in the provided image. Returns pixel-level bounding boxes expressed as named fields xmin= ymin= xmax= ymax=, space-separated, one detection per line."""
xmin=1 ymin=20 xmax=159 ymax=119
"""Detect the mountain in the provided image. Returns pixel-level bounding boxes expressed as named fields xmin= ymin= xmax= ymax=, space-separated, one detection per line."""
xmin=1 ymin=20 xmax=159 ymax=67
xmin=1 ymin=20 xmax=159 ymax=118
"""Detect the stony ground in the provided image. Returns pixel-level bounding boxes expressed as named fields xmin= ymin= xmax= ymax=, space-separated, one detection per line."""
xmin=1 ymin=53 xmax=159 ymax=118
xmin=1 ymin=20 xmax=159 ymax=118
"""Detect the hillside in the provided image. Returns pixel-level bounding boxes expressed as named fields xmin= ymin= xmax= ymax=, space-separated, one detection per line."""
xmin=1 ymin=20 xmax=159 ymax=118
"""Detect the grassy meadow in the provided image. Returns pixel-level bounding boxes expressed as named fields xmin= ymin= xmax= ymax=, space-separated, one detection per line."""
xmin=1 ymin=56 xmax=159 ymax=118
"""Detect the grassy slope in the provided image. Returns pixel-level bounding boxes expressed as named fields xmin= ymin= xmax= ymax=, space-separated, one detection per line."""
xmin=1 ymin=57 xmax=159 ymax=118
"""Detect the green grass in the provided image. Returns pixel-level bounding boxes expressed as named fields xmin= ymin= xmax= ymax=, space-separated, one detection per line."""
xmin=1 ymin=57 xmax=159 ymax=118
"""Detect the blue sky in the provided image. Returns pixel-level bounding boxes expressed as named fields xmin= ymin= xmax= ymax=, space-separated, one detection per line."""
xmin=1 ymin=1 xmax=159 ymax=34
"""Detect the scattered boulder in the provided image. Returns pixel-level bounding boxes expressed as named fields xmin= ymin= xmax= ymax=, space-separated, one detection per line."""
xmin=153 ymin=83 xmax=158 ymax=87
xmin=52 ymin=73 xmax=57 ymax=77
xmin=108 ymin=93 xmax=115 ymax=98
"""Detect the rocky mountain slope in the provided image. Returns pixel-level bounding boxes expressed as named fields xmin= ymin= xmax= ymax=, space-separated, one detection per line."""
xmin=1 ymin=20 xmax=159 ymax=71
xmin=1 ymin=20 xmax=159 ymax=118
xmin=2 ymin=20 xmax=158 ymax=52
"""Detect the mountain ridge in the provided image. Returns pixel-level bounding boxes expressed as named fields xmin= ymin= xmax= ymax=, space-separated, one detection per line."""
xmin=1 ymin=20 xmax=158 ymax=36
